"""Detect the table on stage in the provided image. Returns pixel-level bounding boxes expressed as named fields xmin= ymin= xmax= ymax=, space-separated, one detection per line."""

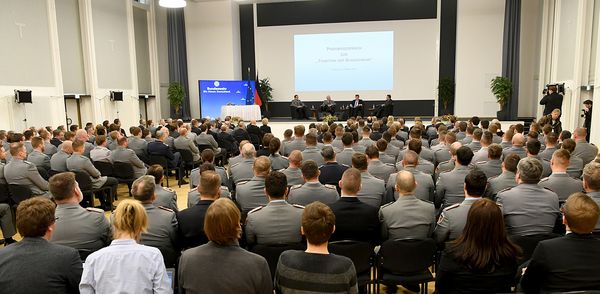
xmin=220 ymin=105 xmax=262 ymax=120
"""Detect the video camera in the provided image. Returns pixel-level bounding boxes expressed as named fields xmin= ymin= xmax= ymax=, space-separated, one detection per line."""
xmin=542 ymin=83 xmax=565 ymax=95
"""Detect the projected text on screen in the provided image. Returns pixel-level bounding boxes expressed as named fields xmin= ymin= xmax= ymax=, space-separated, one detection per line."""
xmin=294 ymin=31 xmax=393 ymax=92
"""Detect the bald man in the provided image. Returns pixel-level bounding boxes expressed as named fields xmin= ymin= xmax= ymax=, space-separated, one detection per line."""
xmin=502 ymin=133 xmax=527 ymax=159
xmin=50 ymin=140 xmax=73 ymax=172
xmin=230 ymin=143 xmax=256 ymax=184
xmin=572 ymin=127 xmax=598 ymax=165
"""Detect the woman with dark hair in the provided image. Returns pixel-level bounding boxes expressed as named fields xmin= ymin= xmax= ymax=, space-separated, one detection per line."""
xmin=268 ymin=137 xmax=289 ymax=171
xmin=435 ymin=198 xmax=521 ymax=293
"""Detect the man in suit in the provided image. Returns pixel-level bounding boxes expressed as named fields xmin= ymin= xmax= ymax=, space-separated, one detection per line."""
xmin=539 ymin=131 xmax=558 ymax=161
xmin=301 ymin=133 xmax=324 ymax=166
xmin=386 ymin=150 xmax=435 ymax=204
xmin=349 ymin=94 xmax=364 ymax=117
xmin=572 ymin=127 xmax=598 ymax=165
xmin=245 ymin=171 xmax=304 ymax=246
xmin=352 ymin=152 xmax=386 ymax=207
xmin=230 ymin=143 xmax=256 ymax=184
xmin=539 ymin=149 xmax=584 ymax=201
xmin=132 ymin=175 xmax=179 ymax=267
xmin=474 ymin=144 xmax=503 ymax=178
xmin=147 ymin=129 xmax=182 ymax=171
xmin=496 ymin=157 xmax=561 ymax=236
xmin=50 ymin=140 xmax=72 ymax=172
xmin=380 ymin=171 xmax=435 ymax=240
xmin=436 ymin=146 xmax=474 ymax=208
xmin=49 ymin=172 xmax=110 ymax=252
xmin=247 ymin=119 xmax=263 ymax=144
xmin=281 ymin=150 xmax=305 ymax=186
xmin=582 ymin=161 xmax=600 ymax=233
xmin=539 ymin=85 xmax=563 ymax=116
xmin=217 ymin=124 xmax=237 ymax=155
xmin=288 ymin=160 xmax=339 ymax=206
xmin=111 ymin=136 xmax=147 ymax=179
xmin=318 ymin=146 xmax=349 ymax=190
xmin=27 ymin=136 xmax=51 ymax=172
xmin=520 ymin=192 xmax=600 ymax=292
xmin=366 ymin=145 xmax=396 ymax=181
xmin=328 ymin=168 xmax=380 ymax=244
xmin=4 ymin=142 xmax=50 ymax=197
xmin=50 ymin=129 xmax=63 ymax=148
xmin=0 ymin=197 xmax=82 ymax=293
xmin=231 ymin=122 xmax=251 ymax=144
xmin=502 ymin=133 xmax=527 ymax=159
xmin=235 ymin=156 xmax=271 ymax=214
xmin=320 ymin=95 xmax=336 ymax=115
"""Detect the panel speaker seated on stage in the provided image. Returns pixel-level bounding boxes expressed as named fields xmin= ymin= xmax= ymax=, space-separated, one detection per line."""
xmin=290 ymin=94 xmax=309 ymax=120
xmin=374 ymin=94 xmax=394 ymax=118
xmin=349 ymin=94 xmax=364 ymax=117
xmin=320 ymin=95 xmax=336 ymax=116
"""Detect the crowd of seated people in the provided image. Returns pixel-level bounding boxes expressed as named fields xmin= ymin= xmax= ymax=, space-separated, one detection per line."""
xmin=0 ymin=113 xmax=599 ymax=293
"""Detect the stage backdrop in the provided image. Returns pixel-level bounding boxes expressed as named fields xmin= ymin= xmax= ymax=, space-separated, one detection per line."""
xmin=199 ymin=80 xmax=256 ymax=119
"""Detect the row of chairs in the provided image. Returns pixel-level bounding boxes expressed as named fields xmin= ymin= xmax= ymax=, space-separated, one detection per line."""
xmin=251 ymin=239 xmax=436 ymax=294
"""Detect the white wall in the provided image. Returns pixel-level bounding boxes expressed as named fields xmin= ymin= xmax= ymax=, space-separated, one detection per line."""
xmin=184 ymin=0 xmax=241 ymax=119
xmin=454 ymin=0 xmax=505 ymax=117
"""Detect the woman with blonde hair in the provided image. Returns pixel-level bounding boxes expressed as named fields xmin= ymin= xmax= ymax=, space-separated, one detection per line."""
xmin=79 ymin=199 xmax=171 ymax=294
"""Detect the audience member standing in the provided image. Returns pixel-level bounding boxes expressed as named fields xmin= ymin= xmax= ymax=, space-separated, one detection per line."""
xmin=539 ymin=85 xmax=563 ymax=116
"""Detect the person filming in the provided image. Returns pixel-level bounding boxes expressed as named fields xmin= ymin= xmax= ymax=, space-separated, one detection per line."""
xmin=540 ymin=85 xmax=563 ymax=116
xmin=582 ymin=99 xmax=593 ymax=142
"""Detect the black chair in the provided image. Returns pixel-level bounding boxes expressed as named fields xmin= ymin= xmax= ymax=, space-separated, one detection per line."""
xmin=78 ymin=249 xmax=93 ymax=261
xmin=329 ymin=240 xmax=375 ymax=293
xmin=148 ymin=155 xmax=182 ymax=188
xmin=176 ymin=149 xmax=198 ymax=177
xmin=376 ymin=238 xmax=436 ymax=294
xmin=0 ymin=183 xmax=10 ymax=204
xmin=48 ymin=170 xmax=62 ymax=177
xmin=250 ymin=243 xmax=306 ymax=281
xmin=93 ymin=161 xmax=114 ymax=177
xmin=73 ymin=171 xmax=112 ymax=209
xmin=196 ymin=145 xmax=225 ymax=166
xmin=510 ymin=234 xmax=559 ymax=264
xmin=113 ymin=162 xmax=136 ymax=196
xmin=37 ymin=167 xmax=49 ymax=180
xmin=7 ymin=184 xmax=33 ymax=205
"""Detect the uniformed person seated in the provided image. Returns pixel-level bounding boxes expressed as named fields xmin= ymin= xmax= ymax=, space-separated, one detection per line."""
xmin=4 ymin=142 xmax=51 ymax=197
xmin=230 ymin=143 xmax=256 ymax=184
xmin=111 ymin=136 xmax=147 ymax=179
xmin=187 ymin=163 xmax=231 ymax=208
xmin=351 ymin=153 xmax=385 ymax=207
xmin=539 ymin=149 xmax=584 ymax=201
xmin=434 ymin=169 xmax=487 ymax=244
xmin=502 ymin=133 xmax=527 ymax=160
xmin=474 ymin=143 xmax=503 ymax=178
xmin=496 ymin=157 xmax=561 ymax=236
xmin=301 ymin=133 xmax=324 ymax=166
xmin=174 ymin=127 xmax=201 ymax=163
xmin=365 ymin=145 xmax=396 ymax=181
xmin=50 ymin=140 xmax=73 ymax=172
xmin=281 ymin=150 xmax=305 ymax=186
xmin=245 ymin=171 xmax=303 ymax=246
xmin=127 ymin=127 xmax=148 ymax=160
xmin=145 ymin=164 xmax=178 ymax=212
xmin=380 ymin=171 xmax=435 ymax=241
xmin=131 ymin=175 xmax=179 ymax=267
xmin=288 ymin=160 xmax=339 ymax=206
xmin=396 ymin=139 xmax=435 ymax=175
xmin=386 ymin=150 xmax=435 ymax=203
xmin=436 ymin=146 xmax=474 ymax=209
xmin=561 ymin=139 xmax=584 ymax=178
xmin=235 ymin=156 xmax=271 ymax=215
xmin=582 ymin=161 xmax=600 ymax=233
xmin=336 ymin=132 xmax=356 ymax=167
xmin=318 ymin=146 xmax=349 ymax=191
xmin=284 ymin=125 xmax=307 ymax=156
xmin=267 ymin=138 xmax=289 ymax=171
xmin=49 ymin=172 xmax=110 ymax=253
xmin=290 ymin=94 xmax=308 ymax=120
xmin=147 ymin=129 xmax=182 ymax=174
xmin=200 ymin=149 xmax=230 ymax=190
xmin=377 ymin=139 xmax=397 ymax=165
xmin=525 ymin=140 xmax=551 ymax=178
xmin=471 ymin=131 xmax=493 ymax=163
xmin=27 ymin=137 xmax=51 ymax=172
xmin=89 ymin=135 xmax=112 ymax=163
xmin=0 ymin=146 xmax=16 ymax=245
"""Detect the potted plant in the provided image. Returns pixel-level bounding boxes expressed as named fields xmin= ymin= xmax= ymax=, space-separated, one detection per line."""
xmin=168 ymin=81 xmax=185 ymax=118
xmin=322 ymin=114 xmax=337 ymax=125
xmin=258 ymin=78 xmax=273 ymax=117
xmin=438 ymin=77 xmax=455 ymax=115
xmin=490 ymin=76 xmax=512 ymax=120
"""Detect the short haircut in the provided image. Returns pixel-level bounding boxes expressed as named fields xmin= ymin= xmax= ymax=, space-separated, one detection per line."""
xmin=481 ymin=120 xmax=490 ymax=129
xmin=517 ymin=157 xmax=543 ymax=184
xmin=487 ymin=144 xmax=502 ymax=160
xmin=117 ymin=136 xmax=127 ymax=146
xmin=95 ymin=135 xmax=107 ymax=146
xmin=201 ymin=149 xmax=215 ymax=163
xmin=341 ymin=132 xmax=353 ymax=146
xmin=204 ymin=198 xmax=241 ymax=245
xmin=288 ymin=150 xmax=303 ymax=165
xmin=322 ymin=131 xmax=333 ymax=143
xmin=456 ymin=146 xmax=474 ymax=166
xmin=31 ymin=137 xmax=43 ymax=149
xmin=403 ymin=150 xmax=419 ymax=166
xmin=302 ymin=202 xmax=336 ymax=245
xmin=199 ymin=170 xmax=221 ymax=196
xmin=351 ymin=153 xmax=368 ymax=170
xmin=562 ymin=192 xmax=600 ymax=234
xmin=504 ymin=153 xmax=520 ymax=173
xmin=112 ymin=199 xmax=148 ymax=238
xmin=473 ymin=128 xmax=483 ymax=140
xmin=471 ymin=116 xmax=480 ymax=126
xmin=283 ymin=129 xmax=293 ymax=138
xmin=305 ymin=133 xmax=317 ymax=146
xmin=268 ymin=137 xmax=281 ymax=154
xmin=131 ymin=175 xmax=156 ymax=202
xmin=376 ymin=139 xmax=388 ymax=152
xmin=445 ymin=132 xmax=457 ymax=144
xmin=16 ymin=197 xmax=56 ymax=238
xmin=301 ymin=160 xmax=319 ymax=180
xmin=262 ymin=133 xmax=274 ymax=147
xmin=395 ymin=171 xmax=416 ymax=193
xmin=146 ymin=164 xmax=164 ymax=184
xmin=265 ymin=171 xmax=288 ymax=198
xmin=561 ymin=138 xmax=576 ymax=153
xmin=321 ymin=146 xmax=335 ymax=161
xmin=241 ymin=143 xmax=256 ymax=158
xmin=365 ymin=145 xmax=379 ymax=159
xmin=465 ymin=169 xmax=487 ymax=196
xmin=552 ymin=149 xmax=570 ymax=167
xmin=515 ymin=124 xmax=524 ymax=133
xmin=560 ymin=130 xmax=572 ymax=141
xmin=72 ymin=139 xmax=84 ymax=152
xmin=49 ymin=172 xmax=77 ymax=201
xmin=131 ymin=127 xmax=141 ymax=136
xmin=481 ymin=131 xmax=493 ymax=144
xmin=341 ymin=168 xmax=361 ymax=194
xmin=526 ymin=140 xmax=541 ymax=155
xmin=583 ymin=161 xmax=600 ymax=191
xmin=545 ymin=132 xmax=558 ymax=145
xmin=294 ymin=125 xmax=305 ymax=136
xmin=10 ymin=142 xmax=24 ymax=156
xmin=253 ymin=156 xmax=271 ymax=175
xmin=408 ymin=139 xmax=422 ymax=155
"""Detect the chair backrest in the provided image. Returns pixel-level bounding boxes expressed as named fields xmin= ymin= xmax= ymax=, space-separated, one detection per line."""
xmin=510 ymin=234 xmax=559 ymax=263
xmin=78 ymin=249 xmax=93 ymax=261
xmin=73 ymin=170 xmax=93 ymax=191
xmin=148 ymin=155 xmax=169 ymax=169
xmin=113 ymin=161 xmax=135 ymax=179
xmin=328 ymin=240 xmax=373 ymax=274
xmin=93 ymin=161 xmax=114 ymax=176
xmin=8 ymin=184 xmax=33 ymax=204
xmin=48 ymin=170 xmax=62 ymax=177
xmin=379 ymin=238 xmax=436 ymax=274
xmin=177 ymin=149 xmax=194 ymax=163
xmin=197 ymin=145 xmax=212 ymax=153
xmin=0 ymin=183 xmax=9 ymax=204
xmin=250 ymin=243 xmax=306 ymax=280
xmin=37 ymin=167 xmax=49 ymax=180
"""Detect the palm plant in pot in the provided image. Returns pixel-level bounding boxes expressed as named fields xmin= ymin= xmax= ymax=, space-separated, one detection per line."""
xmin=168 ymin=81 xmax=185 ymax=118
xmin=438 ymin=77 xmax=455 ymax=115
xmin=258 ymin=78 xmax=273 ymax=117
xmin=490 ymin=76 xmax=512 ymax=120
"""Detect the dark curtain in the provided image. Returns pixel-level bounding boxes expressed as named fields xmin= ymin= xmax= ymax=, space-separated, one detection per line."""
xmin=502 ymin=0 xmax=521 ymax=120
xmin=167 ymin=8 xmax=191 ymax=120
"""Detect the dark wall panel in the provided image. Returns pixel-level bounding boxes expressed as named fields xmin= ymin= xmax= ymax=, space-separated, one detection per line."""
xmin=268 ymin=100 xmax=434 ymax=118
xmin=438 ymin=0 xmax=457 ymax=115
xmin=239 ymin=4 xmax=255 ymax=80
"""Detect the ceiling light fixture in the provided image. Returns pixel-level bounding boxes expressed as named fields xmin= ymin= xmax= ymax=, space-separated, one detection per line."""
xmin=159 ymin=0 xmax=186 ymax=8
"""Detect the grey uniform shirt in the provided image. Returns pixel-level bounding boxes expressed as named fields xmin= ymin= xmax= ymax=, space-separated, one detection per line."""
xmin=230 ymin=158 xmax=255 ymax=184
xmin=538 ymin=147 xmax=557 ymax=161
xmin=110 ymin=146 xmax=147 ymax=178
xmin=436 ymin=165 xmax=471 ymax=208
xmin=50 ymin=150 xmax=71 ymax=172
xmin=484 ymin=171 xmax=517 ymax=199
xmin=189 ymin=166 xmax=231 ymax=191
xmin=235 ymin=176 xmax=268 ymax=213
xmin=386 ymin=167 xmax=435 ymax=203
xmin=502 ymin=146 xmax=527 ymax=160
xmin=27 ymin=150 xmax=51 ymax=171
xmin=128 ymin=137 xmax=148 ymax=158
xmin=434 ymin=146 xmax=452 ymax=166
xmin=174 ymin=136 xmax=200 ymax=162
xmin=51 ymin=204 xmax=111 ymax=251
xmin=245 ymin=200 xmax=304 ymax=245
xmin=588 ymin=191 xmax=600 ymax=233
xmin=281 ymin=167 xmax=305 ymax=186
xmin=368 ymin=160 xmax=396 ymax=181
xmin=336 ymin=148 xmax=355 ymax=167
xmin=357 ymin=171 xmax=386 ymax=207
xmin=268 ymin=154 xmax=289 ymax=171
xmin=474 ymin=159 xmax=502 ymax=178
xmin=139 ymin=204 xmax=178 ymax=265
xmin=287 ymin=182 xmax=339 ymax=206
xmin=44 ymin=142 xmax=58 ymax=156
xmin=567 ymin=155 xmax=584 ymax=179
xmin=539 ymin=172 xmax=584 ymax=201
xmin=379 ymin=195 xmax=435 ymax=241
xmin=433 ymin=198 xmax=479 ymax=243
xmin=467 ymin=141 xmax=482 ymax=152
xmin=397 ymin=158 xmax=434 ymax=175
xmin=471 ymin=147 xmax=489 ymax=163
xmin=153 ymin=185 xmax=178 ymax=212
xmin=4 ymin=158 xmax=49 ymax=195
xmin=573 ymin=141 xmax=598 ymax=165
xmin=284 ymin=138 xmax=306 ymax=156
xmin=66 ymin=154 xmax=107 ymax=189
xmin=301 ymin=147 xmax=324 ymax=166
xmin=496 ymin=183 xmax=560 ymax=236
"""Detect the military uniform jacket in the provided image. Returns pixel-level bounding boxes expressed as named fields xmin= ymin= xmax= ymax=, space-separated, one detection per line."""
xmin=66 ymin=154 xmax=107 ymax=189
xmin=83 ymin=142 xmax=94 ymax=158
xmin=588 ymin=191 xmax=600 ymax=233
xmin=153 ymin=185 xmax=178 ymax=212
xmin=461 ymin=136 xmax=473 ymax=145
xmin=111 ymin=147 xmax=147 ymax=178
xmin=496 ymin=184 xmax=560 ymax=236
xmin=567 ymin=155 xmax=584 ymax=179
xmin=230 ymin=158 xmax=255 ymax=184
xmin=379 ymin=152 xmax=396 ymax=165
xmin=436 ymin=165 xmax=471 ymax=208
xmin=328 ymin=197 xmax=381 ymax=244
xmin=484 ymin=171 xmax=517 ymax=199
xmin=386 ymin=167 xmax=435 ymax=203
xmin=245 ymin=200 xmax=304 ymax=245
xmin=336 ymin=148 xmax=355 ymax=167
xmin=128 ymin=137 xmax=148 ymax=158
xmin=90 ymin=146 xmax=112 ymax=163
xmin=538 ymin=146 xmax=557 ymax=161
xmin=502 ymin=146 xmax=527 ymax=160
xmin=474 ymin=159 xmax=502 ymax=178
xmin=379 ymin=195 xmax=435 ymax=241
xmin=331 ymin=138 xmax=344 ymax=151
xmin=284 ymin=138 xmax=307 ymax=156
xmin=4 ymin=158 xmax=49 ymax=195
xmin=358 ymin=138 xmax=375 ymax=149
xmin=471 ymin=147 xmax=489 ymax=163
xmin=267 ymin=154 xmax=288 ymax=171
xmin=281 ymin=167 xmax=305 ymax=186
xmin=51 ymin=203 xmax=110 ymax=251
xmin=500 ymin=141 xmax=512 ymax=150
xmin=27 ymin=150 xmax=51 ymax=171
xmin=147 ymin=140 xmax=175 ymax=160
xmin=389 ymin=138 xmax=404 ymax=150
xmin=50 ymin=150 xmax=70 ymax=172
xmin=0 ymin=162 xmax=6 ymax=184
xmin=44 ymin=142 xmax=58 ymax=156
xmin=573 ymin=141 xmax=598 ymax=165
xmin=236 ymin=176 xmax=268 ymax=213
xmin=384 ymin=144 xmax=400 ymax=159
xmin=190 ymin=166 xmax=231 ymax=190
xmin=357 ymin=172 xmax=386 ymax=207
xmin=466 ymin=141 xmax=482 ymax=153
xmin=187 ymin=186 xmax=230 ymax=208
xmin=301 ymin=146 xmax=324 ymax=166
xmin=433 ymin=198 xmax=479 ymax=243
xmin=436 ymin=159 xmax=455 ymax=179
xmin=174 ymin=136 xmax=200 ymax=162
xmin=139 ymin=204 xmax=179 ymax=265
xmin=434 ymin=146 xmax=452 ymax=166
xmin=287 ymin=182 xmax=339 ymax=206
xmin=539 ymin=173 xmax=584 ymax=201
xmin=368 ymin=160 xmax=396 ymax=181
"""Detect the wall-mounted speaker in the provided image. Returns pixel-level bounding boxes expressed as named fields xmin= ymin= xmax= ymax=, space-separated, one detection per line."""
xmin=110 ymin=91 xmax=123 ymax=101
xmin=14 ymin=90 xmax=32 ymax=104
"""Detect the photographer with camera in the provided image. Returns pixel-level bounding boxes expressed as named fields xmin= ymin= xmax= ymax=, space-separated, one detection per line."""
xmin=540 ymin=85 xmax=563 ymax=116
xmin=582 ymin=99 xmax=593 ymax=142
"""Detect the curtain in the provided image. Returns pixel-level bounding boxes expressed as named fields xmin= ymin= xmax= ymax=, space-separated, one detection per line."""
xmin=167 ymin=8 xmax=191 ymax=120
xmin=502 ymin=0 xmax=521 ymax=120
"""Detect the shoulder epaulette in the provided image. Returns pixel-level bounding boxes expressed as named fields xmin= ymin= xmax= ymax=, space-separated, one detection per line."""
xmin=381 ymin=202 xmax=394 ymax=209
xmin=384 ymin=163 xmax=395 ymax=168
xmin=237 ymin=180 xmax=250 ymax=185
xmin=443 ymin=203 xmax=460 ymax=211
xmin=289 ymin=184 xmax=302 ymax=190
xmin=542 ymin=186 xmax=555 ymax=192
xmin=230 ymin=162 xmax=241 ymax=168
xmin=248 ymin=206 xmax=264 ymax=214
xmin=292 ymin=204 xmax=305 ymax=209
xmin=475 ymin=161 xmax=487 ymax=165
xmin=497 ymin=187 xmax=513 ymax=194
xmin=86 ymin=207 xmax=104 ymax=213
xmin=162 ymin=186 xmax=175 ymax=193
xmin=220 ymin=186 xmax=230 ymax=192
xmin=539 ymin=177 xmax=549 ymax=182
xmin=324 ymin=184 xmax=337 ymax=190
xmin=340 ymin=163 xmax=350 ymax=168
xmin=158 ymin=206 xmax=174 ymax=213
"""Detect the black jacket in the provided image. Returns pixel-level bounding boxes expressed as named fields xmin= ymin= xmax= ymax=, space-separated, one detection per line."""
xmin=540 ymin=92 xmax=563 ymax=116
xmin=176 ymin=200 xmax=214 ymax=249
xmin=328 ymin=197 xmax=380 ymax=244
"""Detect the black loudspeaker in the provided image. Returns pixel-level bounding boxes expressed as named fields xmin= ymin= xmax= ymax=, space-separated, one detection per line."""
xmin=110 ymin=91 xmax=123 ymax=101
xmin=14 ymin=90 xmax=32 ymax=103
